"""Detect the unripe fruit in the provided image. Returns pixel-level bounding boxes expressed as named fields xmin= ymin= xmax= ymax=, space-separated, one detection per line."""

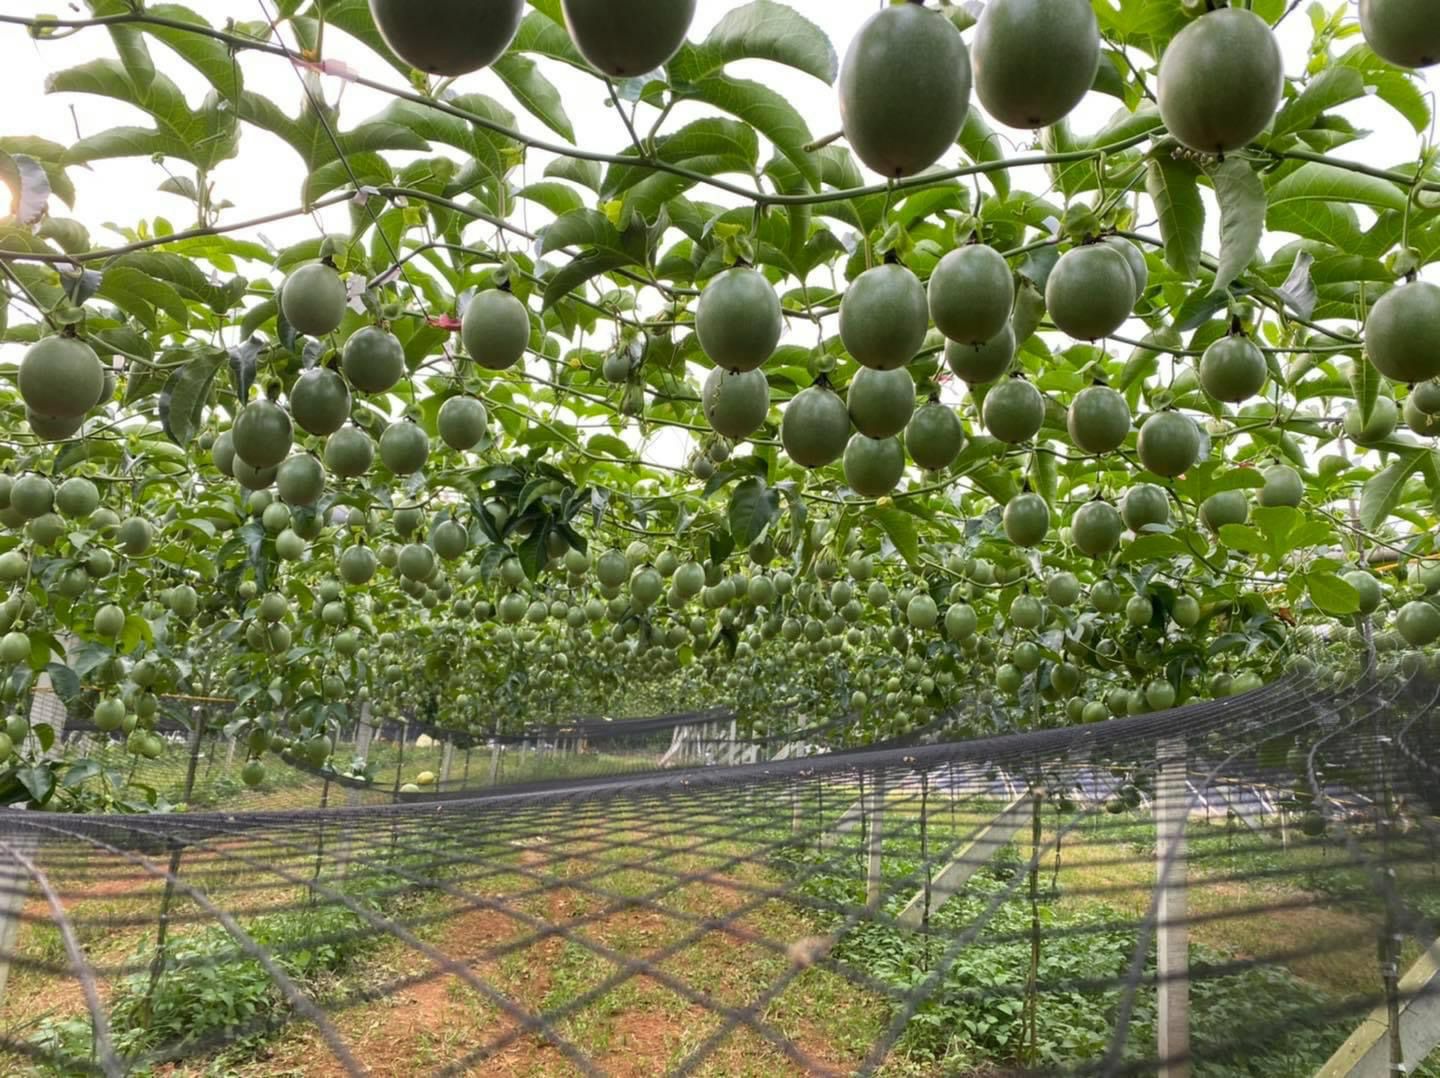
xmin=462 ymin=289 xmax=531 ymax=372
xmin=368 ymin=0 xmax=524 ymax=76
xmin=840 ymin=263 xmax=928 ymax=371
xmin=695 ymin=268 xmax=782 ymax=372
xmin=1158 ymin=8 xmax=1283 ymax=154
xmin=281 ymin=264 xmax=347 ymax=337
xmin=18 ymin=336 xmax=104 ymax=420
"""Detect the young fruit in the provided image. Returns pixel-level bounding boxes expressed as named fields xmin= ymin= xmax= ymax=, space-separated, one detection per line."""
xmin=54 ymin=477 xmax=99 ymax=518
xmin=561 ymin=0 xmax=697 ymax=77
xmin=324 ymin=426 xmax=375 ymax=479
xmin=1199 ymin=334 xmax=1267 ymax=403
xmin=343 ymin=327 xmax=405 ymax=393
xmin=437 ymin=396 xmax=488 ymax=451
xmin=430 ymin=519 xmax=469 ymax=560
xmin=848 ymin=366 xmax=915 ymax=439
xmin=982 ymin=378 xmax=1044 ymax=444
xmin=1359 ymin=0 xmax=1440 ymax=68
xmin=945 ymin=324 xmax=1015 ymax=385
xmin=462 ymin=289 xmax=531 ymax=371
xmin=277 ymin=454 xmax=326 ymax=507
xmin=379 ymin=421 xmax=431 ymax=475
xmin=1003 ymin=492 xmax=1050 ymax=547
xmin=339 ymin=545 xmax=378 ymax=585
xmin=281 ymin=264 xmax=347 ymax=337
xmin=1366 ymin=280 xmax=1440 ymax=384
xmin=1405 ymin=395 xmax=1440 ymax=437
xmin=368 ymin=0 xmax=524 ymax=75
xmin=289 ymin=368 xmax=352 ymax=435
xmin=1045 ymin=244 xmax=1136 ymax=340
xmin=781 ymin=384 xmax=851 ymax=468
xmin=1201 ymin=489 xmax=1250 ymax=532
xmin=695 ymin=268 xmax=782 ymax=372
xmin=1066 ymin=384 xmax=1131 ymax=454
xmin=18 ymin=336 xmax=104 ymax=419
xmin=838 ymin=3 xmax=971 ymax=178
xmin=1343 ymin=397 xmax=1399 ymax=445
xmin=231 ymin=401 xmax=293 ymax=471
xmin=1343 ymin=571 xmax=1383 ymax=615
xmin=702 ymin=366 xmax=769 ymax=441
xmin=843 ymin=434 xmax=905 ymax=498
xmin=1071 ymin=500 xmax=1123 ymax=557
xmin=928 ymin=245 xmax=1014 ymax=345
xmin=905 ymin=402 xmax=964 ymax=471
xmin=26 ymin=411 xmax=83 ymax=441
xmin=1396 ymin=600 xmax=1440 ymax=647
xmin=1157 ymin=8 xmax=1283 ymax=154
xmin=839 ymin=263 xmax=928 ymax=370
xmin=1258 ymin=464 xmax=1304 ymax=509
xmin=971 ymin=0 xmax=1099 ymax=129
xmin=1136 ymin=411 xmax=1200 ymax=477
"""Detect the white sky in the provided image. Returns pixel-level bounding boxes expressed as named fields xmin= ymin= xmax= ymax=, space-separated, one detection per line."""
xmin=1 ymin=2 xmax=1435 ymax=470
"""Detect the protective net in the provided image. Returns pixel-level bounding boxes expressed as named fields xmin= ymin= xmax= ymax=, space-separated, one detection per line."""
xmin=1 ymin=669 xmax=1437 ymax=1077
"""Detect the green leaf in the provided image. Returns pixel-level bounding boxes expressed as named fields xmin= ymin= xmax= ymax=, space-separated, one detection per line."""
xmin=1306 ymin=571 xmax=1360 ymax=615
xmin=493 ymin=53 xmax=575 ymax=143
xmin=15 ymin=766 xmax=55 ymax=806
xmin=1348 ymin=359 xmax=1380 ymax=428
xmin=1210 ymin=157 xmax=1266 ymax=295
xmin=958 ymin=111 xmax=1009 ymax=199
xmin=685 ymin=74 xmax=818 ymax=189
xmin=1273 ymin=65 xmax=1366 ymax=138
xmin=669 ymin=1 xmax=838 ymax=85
xmin=1267 ymin=161 xmax=1408 ymax=214
xmin=159 ymin=349 xmax=226 ymax=446
xmin=868 ymin=507 xmax=921 ymax=569
xmin=1146 ymin=155 xmax=1204 ymax=279
xmin=728 ymin=476 xmax=780 ymax=547
xmin=1359 ymin=448 xmax=1426 ymax=530
xmin=1119 ymin=533 xmax=1189 ymax=564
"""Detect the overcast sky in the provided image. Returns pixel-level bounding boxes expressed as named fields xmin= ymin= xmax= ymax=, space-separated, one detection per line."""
xmin=2 ymin=2 xmax=1434 ymax=468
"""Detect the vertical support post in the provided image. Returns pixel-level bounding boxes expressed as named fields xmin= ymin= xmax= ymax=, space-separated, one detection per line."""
xmin=1156 ymin=736 xmax=1190 ymax=1078
xmin=488 ymin=739 xmax=502 ymax=784
xmin=181 ymin=708 xmax=207 ymax=804
xmin=865 ymin=775 xmax=885 ymax=909
xmin=0 ymin=836 xmax=33 ymax=1012
xmin=225 ymin=736 xmax=237 ymax=768
xmin=439 ymin=741 xmax=454 ymax=788
xmin=392 ymin=720 xmax=409 ymax=795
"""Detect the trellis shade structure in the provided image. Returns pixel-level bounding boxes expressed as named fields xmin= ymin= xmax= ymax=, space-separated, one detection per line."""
xmin=0 ymin=671 xmax=1437 ymax=1076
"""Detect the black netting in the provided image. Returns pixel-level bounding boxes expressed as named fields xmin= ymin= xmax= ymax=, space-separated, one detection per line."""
xmin=2 ymin=671 xmax=1438 ymax=1076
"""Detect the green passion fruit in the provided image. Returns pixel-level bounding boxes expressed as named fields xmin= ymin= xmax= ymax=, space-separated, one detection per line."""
xmin=1136 ymin=411 xmax=1200 ymax=478
xmin=838 ymin=3 xmax=971 ymax=179
xmin=1405 ymin=395 xmax=1440 ymax=437
xmin=561 ymin=0 xmax=697 ymax=78
xmin=1359 ymin=0 xmax=1440 ymax=68
xmin=324 ymin=426 xmax=375 ymax=479
xmin=695 ymin=268 xmax=782 ymax=372
xmin=928 ymin=245 xmax=1014 ymax=346
xmin=839 ymin=263 xmax=928 ymax=371
xmin=343 ymin=327 xmax=405 ymax=394
xmin=277 ymin=454 xmax=326 ymax=507
xmin=1344 ymin=397 xmax=1399 ymax=445
xmin=368 ymin=0 xmax=524 ymax=76
xmin=1396 ymin=600 xmax=1440 ymax=647
xmin=972 ymin=0 xmax=1099 ymax=129
xmin=1411 ymin=380 xmax=1440 ymax=415
xmin=945 ymin=323 xmax=1015 ymax=385
xmin=1157 ymin=8 xmax=1284 ymax=154
xmin=781 ymin=384 xmax=851 ymax=468
xmin=1201 ymin=489 xmax=1250 ymax=532
xmin=233 ymin=459 xmax=278 ymax=491
xmin=26 ymin=410 xmax=83 ymax=441
xmin=231 ymin=400 xmax=294 ymax=471
xmin=848 ymin=366 xmax=915 ymax=439
xmin=1045 ymin=244 xmax=1136 ymax=341
xmin=1258 ymin=464 xmax=1304 ymax=508
xmin=1366 ymin=280 xmax=1440 ymax=384
xmin=1003 ymin=492 xmax=1050 ymax=547
xmin=54 ymin=477 xmax=99 ymax=518
xmin=462 ymin=289 xmax=531 ymax=372
xmin=982 ymin=378 xmax=1044 ymax=444
xmin=289 ymin=367 xmax=352 ymax=435
xmin=703 ymin=366 xmax=769 ymax=441
xmin=843 ymin=434 xmax=906 ymax=498
xmin=19 ymin=335 xmax=104 ymax=420
xmin=905 ymin=402 xmax=965 ymax=471
xmin=1071 ymin=500 xmax=1123 ymax=557
xmin=281 ymin=264 xmax=347 ymax=337
xmin=437 ymin=396 xmax=488 ymax=451
xmin=1343 ymin=570 xmax=1383 ymax=615
xmin=379 ymin=421 xmax=431 ymax=475
xmin=1066 ymin=384 xmax=1131 ymax=454
xmin=1200 ymin=334 xmax=1267 ymax=403
xmin=340 ymin=544 xmax=378 ymax=585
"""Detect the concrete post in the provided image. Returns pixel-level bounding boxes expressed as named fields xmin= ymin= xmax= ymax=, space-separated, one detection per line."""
xmin=1156 ymin=737 xmax=1190 ymax=1078
xmin=896 ymin=794 xmax=1034 ymax=928
xmin=347 ymin=705 xmax=375 ymax=810
xmin=439 ymin=741 xmax=455 ymax=788
xmin=0 ymin=837 xmax=34 ymax=1011
xmin=865 ymin=778 xmax=885 ymax=910
xmin=1316 ymin=939 xmax=1440 ymax=1078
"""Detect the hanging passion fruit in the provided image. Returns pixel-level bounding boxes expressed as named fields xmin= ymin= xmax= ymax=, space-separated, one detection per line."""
xmin=1066 ymin=384 xmax=1131 ymax=454
xmin=561 ymin=0 xmax=697 ymax=78
xmin=781 ymin=383 xmax=851 ymax=468
xmin=972 ymin=0 xmax=1099 ymax=130
xmin=231 ymin=400 xmax=293 ymax=471
xmin=905 ymin=401 xmax=965 ymax=471
xmin=18 ymin=336 xmax=104 ymax=420
xmin=839 ymin=263 xmax=929 ymax=371
xmin=281 ymin=263 xmax=347 ymax=337
xmin=838 ymin=2 xmax=971 ymax=178
xmin=1136 ymin=411 xmax=1200 ymax=478
xmin=1359 ymin=0 xmax=1440 ymax=69
xmin=847 ymin=366 xmax=915 ymax=440
xmin=1045 ymin=243 xmax=1136 ymax=341
xmin=462 ymin=289 xmax=531 ymax=372
xmin=1157 ymin=8 xmax=1284 ymax=154
xmin=695 ymin=268 xmax=782 ymax=372
xmin=928 ymin=244 xmax=1014 ymax=346
xmin=1366 ymin=280 xmax=1440 ymax=385
xmin=843 ymin=434 xmax=906 ymax=498
xmin=982 ymin=378 xmax=1044 ymax=444
xmin=702 ymin=366 xmax=769 ymax=441
xmin=368 ymin=0 xmax=524 ymax=76
xmin=1199 ymin=334 xmax=1268 ymax=403
xmin=289 ymin=367 xmax=352 ymax=435
xmin=945 ymin=323 xmax=1015 ymax=385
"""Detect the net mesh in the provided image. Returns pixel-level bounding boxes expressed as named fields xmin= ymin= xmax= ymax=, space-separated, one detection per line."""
xmin=1 ymin=670 xmax=1438 ymax=1076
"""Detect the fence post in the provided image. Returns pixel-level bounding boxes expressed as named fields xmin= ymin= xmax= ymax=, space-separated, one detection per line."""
xmin=439 ymin=740 xmax=454 ymax=788
xmin=865 ymin=776 xmax=885 ymax=909
xmin=180 ymin=708 xmax=208 ymax=804
xmin=1157 ymin=736 xmax=1190 ymax=1078
xmin=392 ymin=720 xmax=409 ymax=795
xmin=0 ymin=836 xmax=33 ymax=1012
